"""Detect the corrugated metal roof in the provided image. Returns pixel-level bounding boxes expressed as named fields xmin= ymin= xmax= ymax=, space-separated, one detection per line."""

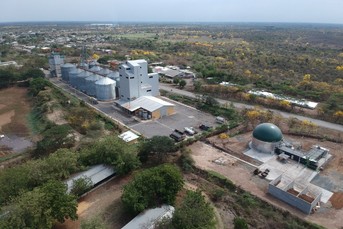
xmin=122 ymin=205 xmax=174 ymax=229
xmin=119 ymin=96 xmax=174 ymax=112
xmin=95 ymin=77 xmax=116 ymax=85
xmin=65 ymin=164 xmax=115 ymax=193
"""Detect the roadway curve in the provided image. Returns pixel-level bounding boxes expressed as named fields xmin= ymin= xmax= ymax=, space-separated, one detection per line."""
xmin=159 ymin=84 xmax=343 ymax=133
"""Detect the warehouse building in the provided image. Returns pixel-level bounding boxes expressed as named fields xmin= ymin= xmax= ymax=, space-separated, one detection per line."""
xmin=117 ymin=96 xmax=175 ymax=120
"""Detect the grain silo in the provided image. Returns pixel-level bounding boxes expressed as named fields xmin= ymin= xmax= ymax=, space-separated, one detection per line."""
xmin=88 ymin=61 xmax=98 ymax=69
xmin=98 ymin=68 xmax=112 ymax=76
xmin=107 ymin=71 xmax=119 ymax=80
xmin=85 ymin=73 xmax=103 ymax=96
xmin=79 ymin=62 xmax=89 ymax=70
xmin=61 ymin=63 xmax=76 ymax=82
xmin=95 ymin=77 xmax=116 ymax=101
xmin=69 ymin=68 xmax=84 ymax=88
xmin=76 ymin=70 xmax=92 ymax=92
xmin=89 ymin=66 xmax=102 ymax=73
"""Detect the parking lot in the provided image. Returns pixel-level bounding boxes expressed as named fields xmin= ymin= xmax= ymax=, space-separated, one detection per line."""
xmin=50 ymin=78 xmax=218 ymax=138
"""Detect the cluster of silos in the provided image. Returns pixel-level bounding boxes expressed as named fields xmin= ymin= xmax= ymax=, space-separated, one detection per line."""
xmin=61 ymin=62 xmax=117 ymax=101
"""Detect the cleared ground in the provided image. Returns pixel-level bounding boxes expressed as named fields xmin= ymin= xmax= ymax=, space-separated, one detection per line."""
xmin=0 ymin=87 xmax=34 ymax=158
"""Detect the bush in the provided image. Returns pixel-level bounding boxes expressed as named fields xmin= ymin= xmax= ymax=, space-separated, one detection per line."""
xmin=234 ymin=217 xmax=248 ymax=229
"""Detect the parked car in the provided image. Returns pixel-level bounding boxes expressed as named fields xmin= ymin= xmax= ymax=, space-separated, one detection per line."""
xmin=184 ymin=127 xmax=196 ymax=136
xmin=170 ymin=129 xmax=186 ymax=142
xmin=199 ymin=124 xmax=212 ymax=131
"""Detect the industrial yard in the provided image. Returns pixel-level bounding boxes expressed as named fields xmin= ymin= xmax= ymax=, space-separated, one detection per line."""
xmin=188 ymin=131 xmax=343 ymax=228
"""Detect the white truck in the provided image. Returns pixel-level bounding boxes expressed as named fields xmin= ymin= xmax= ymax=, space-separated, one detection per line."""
xmin=184 ymin=127 xmax=195 ymax=136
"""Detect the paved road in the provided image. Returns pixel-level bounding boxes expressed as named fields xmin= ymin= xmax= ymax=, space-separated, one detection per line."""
xmin=160 ymin=84 xmax=343 ymax=133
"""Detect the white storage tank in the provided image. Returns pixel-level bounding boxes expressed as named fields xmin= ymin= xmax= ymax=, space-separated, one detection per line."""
xmin=98 ymin=68 xmax=112 ymax=76
xmin=95 ymin=77 xmax=116 ymax=101
xmin=85 ymin=73 xmax=103 ymax=96
xmin=61 ymin=63 xmax=76 ymax=82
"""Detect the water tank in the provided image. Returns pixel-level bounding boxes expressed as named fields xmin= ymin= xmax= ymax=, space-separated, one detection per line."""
xmin=69 ymin=68 xmax=84 ymax=88
xmin=95 ymin=77 xmax=116 ymax=101
xmin=76 ymin=70 xmax=92 ymax=92
xmin=85 ymin=74 xmax=103 ymax=96
xmin=98 ymin=68 xmax=112 ymax=76
xmin=61 ymin=63 xmax=76 ymax=82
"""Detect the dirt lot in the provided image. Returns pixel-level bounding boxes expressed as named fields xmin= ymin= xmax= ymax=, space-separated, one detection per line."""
xmin=54 ymin=175 xmax=132 ymax=229
xmin=0 ymin=87 xmax=34 ymax=157
xmin=188 ymin=140 xmax=343 ymax=229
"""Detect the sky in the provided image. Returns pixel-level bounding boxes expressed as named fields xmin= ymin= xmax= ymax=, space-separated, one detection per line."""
xmin=1 ymin=0 xmax=343 ymax=24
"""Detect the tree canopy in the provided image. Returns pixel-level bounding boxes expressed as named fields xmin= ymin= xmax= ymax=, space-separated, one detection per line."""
xmin=0 ymin=180 xmax=77 ymax=229
xmin=138 ymin=136 xmax=176 ymax=162
xmin=172 ymin=190 xmax=216 ymax=229
xmin=121 ymin=164 xmax=183 ymax=214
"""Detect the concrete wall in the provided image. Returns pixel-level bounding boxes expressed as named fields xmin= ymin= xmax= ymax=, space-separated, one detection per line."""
xmin=268 ymin=184 xmax=313 ymax=214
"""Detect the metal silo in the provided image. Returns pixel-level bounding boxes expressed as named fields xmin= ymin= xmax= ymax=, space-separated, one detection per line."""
xmin=61 ymin=63 xmax=76 ymax=82
xmin=69 ymin=68 xmax=84 ymax=88
xmin=107 ymin=71 xmax=119 ymax=80
xmin=88 ymin=61 xmax=98 ymax=69
xmin=95 ymin=77 xmax=116 ymax=101
xmin=89 ymin=66 xmax=102 ymax=73
xmin=76 ymin=70 xmax=92 ymax=92
xmin=85 ymin=73 xmax=103 ymax=96
xmin=98 ymin=68 xmax=112 ymax=76
xmin=79 ymin=62 xmax=89 ymax=70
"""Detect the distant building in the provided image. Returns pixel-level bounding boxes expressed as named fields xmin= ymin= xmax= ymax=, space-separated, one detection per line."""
xmin=49 ymin=52 xmax=65 ymax=77
xmin=119 ymin=60 xmax=159 ymax=101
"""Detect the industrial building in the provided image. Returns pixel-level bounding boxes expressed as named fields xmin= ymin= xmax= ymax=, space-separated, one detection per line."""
xmin=268 ymin=175 xmax=321 ymax=214
xmin=49 ymin=52 xmax=65 ymax=77
xmin=117 ymin=96 xmax=175 ymax=120
xmin=119 ymin=60 xmax=159 ymax=102
xmin=250 ymin=123 xmax=283 ymax=154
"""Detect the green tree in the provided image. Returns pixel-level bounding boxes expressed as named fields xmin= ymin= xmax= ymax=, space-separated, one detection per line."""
xmin=122 ymin=164 xmax=183 ymax=214
xmin=22 ymin=68 xmax=45 ymax=79
xmin=179 ymin=79 xmax=187 ymax=89
xmin=70 ymin=177 xmax=93 ymax=197
xmin=81 ymin=216 xmax=107 ymax=229
xmin=34 ymin=124 xmax=75 ymax=157
xmin=79 ymin=136 xmax=140 ymax=175
xmin=172 ymin=190 xmax=216 ymax=229
xmin=29 ymin=77 xmax=49 ymax=96
xmin=138 ymin=136 xmax=176 ymax=162
xmin=193 ymin=81 xmax=202 ymax=92
xmin=173 ymin=77 xmax=180 ymax=85
xmin=0 ymin=180 xmax=77 ymax=229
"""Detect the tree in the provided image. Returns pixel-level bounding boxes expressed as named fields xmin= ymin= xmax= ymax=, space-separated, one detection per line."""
xmin=29 ymin=77 xmax=49 ymax=96
xmin=22 ymin=68 xmax=45 ymax=80
xmin=70 ymin=176 xmax=93 ymax=197
xmin=138 ymin=136 xmax=176 ymax=162
xmin=0 ymin=180 xmax=77 ymax=229
xmin=179 ymin=79 xmax=187 ymax=89
xmin=122 ymin=164 xmax=183 ymax=214
xmin=173 ymin=77 xmax=180 ymax=85
xmin=79 ymin=136 xmax=140 ymax=175
xmin=172 ymin=190 xmax=216 ymax=229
